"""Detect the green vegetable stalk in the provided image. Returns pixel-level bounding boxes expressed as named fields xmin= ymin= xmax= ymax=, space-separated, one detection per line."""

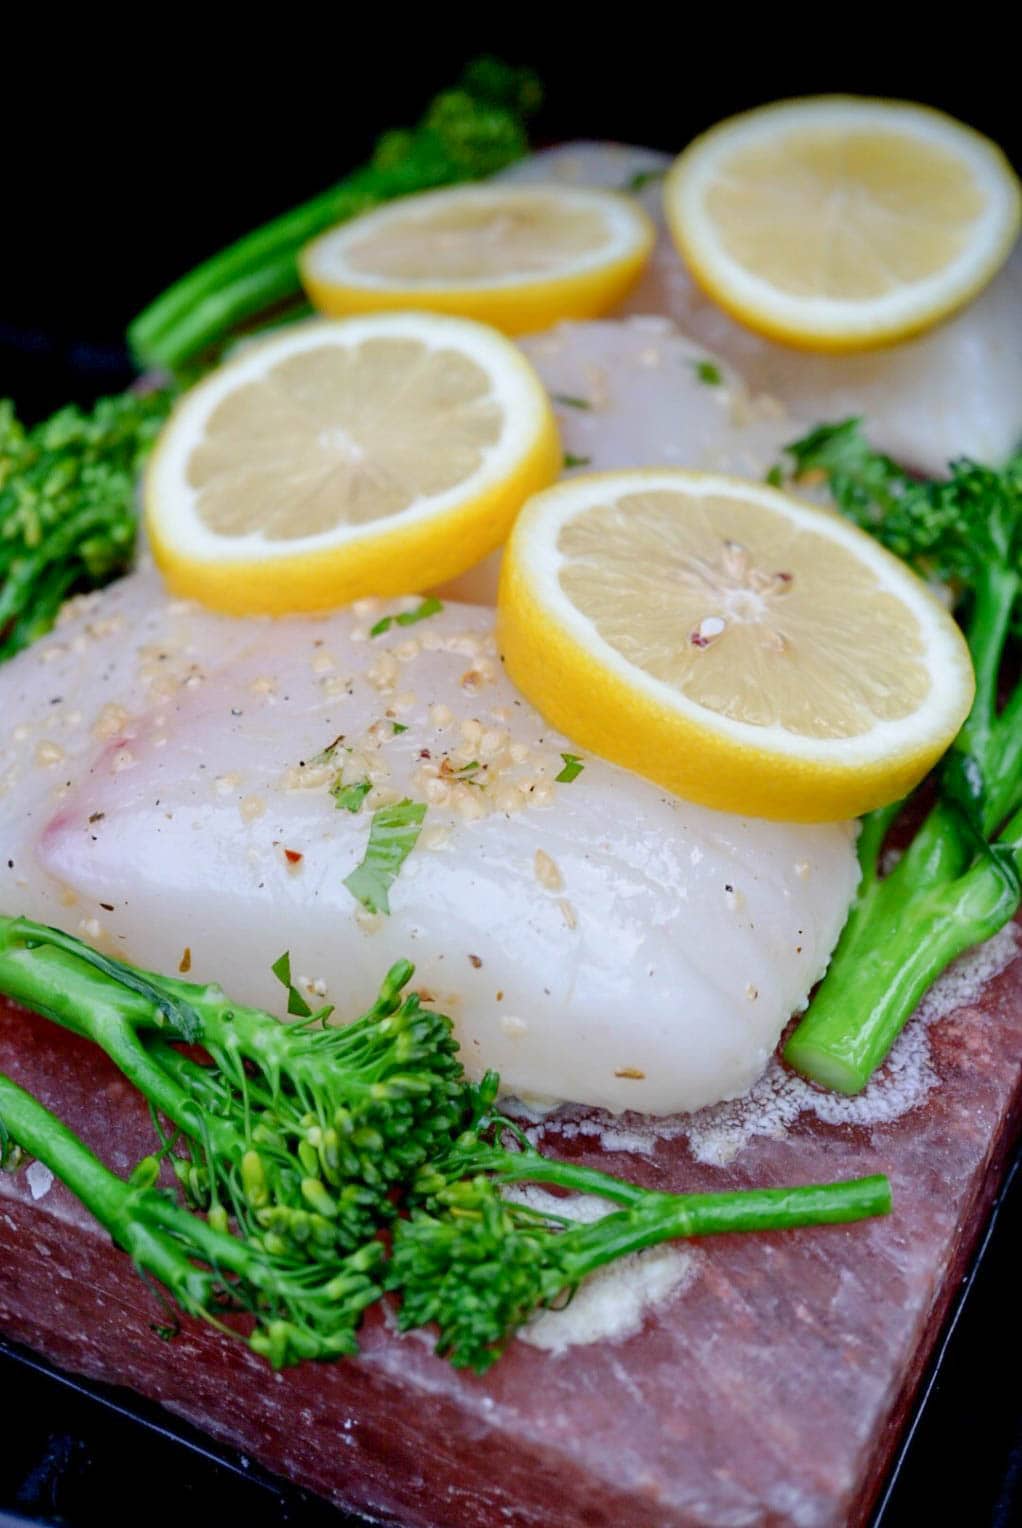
xmin=781 ymin=423 xmax=1022 ymax=1093
xmin=391 ymin=1171 xmax=890 ymax=1373
xmin=0 ymin=916 xmax=466 ymax=1256
xmin=0 ymin=1069 xmax=384 ymax=1368
xmin=128 ymin=58 xmax=541 ymax=371
xmin=392 ymin=1079 xmax=890 ymax=1369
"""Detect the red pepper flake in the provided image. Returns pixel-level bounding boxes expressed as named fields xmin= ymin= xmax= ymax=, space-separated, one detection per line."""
xmin=468 ymin=953 xmax=483 ymax=969
xmin=419 ymin=748 xmax=432 ymax=760
xmin=284 ymin=848 xmax=304 ymax=865
xmin=776 ymin=571 xmax=793 ymax=582
xmin=178 ymin=946 xmax=192 ymax=974
xmin=690 ymin=630 xmax=710 ymax=648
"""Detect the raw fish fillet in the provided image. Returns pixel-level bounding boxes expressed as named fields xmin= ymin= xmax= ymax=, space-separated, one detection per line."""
xmin=521 ymin=317 xmax=798 ymax=477
xmin=0 ymin=569 xmax=858 ymax=1116
xmin=443 ymin=315 xmax=801 ymax=603
xmin=503 ymin=142 xmax=1022 ymax=475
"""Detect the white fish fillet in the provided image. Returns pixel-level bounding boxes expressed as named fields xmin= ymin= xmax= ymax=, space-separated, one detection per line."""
xmin=503 ymin=142 xmax=1022 ymax=475
xmin=442 ymin=316 xmax=801 ymax=604
xmin=0 ymin=569 xmax=858 ymax=1116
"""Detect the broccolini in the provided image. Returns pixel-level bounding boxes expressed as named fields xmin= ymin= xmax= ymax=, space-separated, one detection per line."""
xmin=128 ymin=57 xmax=542 ymax=371
xmin=0 ymin=388 xmax=174 ymax=660
xmin=0 ymin=1069 xmax=384 ymax=1369
xmin=0 ymin=918 xmax=892 ymax=1370
xmin=0 ymin=917 xmax=466 ymax=1257
xmin=781 ymin=422 xmax=1022 ymax=1092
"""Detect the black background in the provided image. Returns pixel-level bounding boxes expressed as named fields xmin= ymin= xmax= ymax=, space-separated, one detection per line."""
xmin=1 ymin=24 xmax=1020 ymax=1527
xmin=3 ymin=28 xmax=1020 ymax=418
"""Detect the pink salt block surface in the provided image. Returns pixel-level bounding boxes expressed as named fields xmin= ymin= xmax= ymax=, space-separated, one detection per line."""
xmin=0 ymin=923 xmax=1020 ymax=1528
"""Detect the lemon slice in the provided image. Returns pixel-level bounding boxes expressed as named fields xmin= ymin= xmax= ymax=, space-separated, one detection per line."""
xmin=299 ymin=183 xmax=655 ymax=334
xmin=663 ymin=97 xmax=1021 ymax=352
xmin=145 ymin=312 xmax=560 ymax=615
xmin=498 ymin=471 xmax=974 ymax=821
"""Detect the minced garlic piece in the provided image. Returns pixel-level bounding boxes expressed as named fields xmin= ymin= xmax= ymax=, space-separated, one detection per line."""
xmin=35 ymin=740 xmax=65 ymax=768
xmin=91 ymin=702 xmax=129 ymax=739
xmin=557 ymin=898 xmax=578 ymax=930
xmin=533 ymin=849 xmax=563 ymax=891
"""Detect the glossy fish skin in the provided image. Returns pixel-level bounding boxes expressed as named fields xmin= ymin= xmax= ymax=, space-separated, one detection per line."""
xmin=503 ymin=142 xmax=1022 ymax=475
xmin=0 ymin=569 xmax=858 ymax=1116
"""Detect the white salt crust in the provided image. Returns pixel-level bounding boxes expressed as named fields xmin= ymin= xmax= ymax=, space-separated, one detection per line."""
xmin=505 ymin=1187 xmax=698 ymax=1354
xmin=518 ymin=925 xmax=1020 ymax=1167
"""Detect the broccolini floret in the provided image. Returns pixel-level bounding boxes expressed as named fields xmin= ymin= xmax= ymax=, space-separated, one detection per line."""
xmin=0 ymin=388 xmax=174 ymax=660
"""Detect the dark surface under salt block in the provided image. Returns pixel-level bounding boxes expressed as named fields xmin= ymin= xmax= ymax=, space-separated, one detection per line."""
xmin=1 ymin=930 xmax=1020 ymax=1528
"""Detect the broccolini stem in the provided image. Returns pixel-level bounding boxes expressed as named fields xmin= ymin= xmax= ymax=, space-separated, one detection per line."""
xmin=0 ymin=1069 xmax=236 ymax=1311
xmin=855 ymin=798 xmax=905 ymax=892
xmin=0 ymin=1069 xmax=139 ymax=1237
xmin=461 ymin=1142 xmax=886 ymax=1222
xmin=488 ymin=1152 xmax=650 ymax=1207
xmin=0 ymin=926 xmax=251 ymax=1204
xmin=961 ymin=563 xmax=1019 ymax=750
xmin=982 ymin=680 xmax=1022 ymax=839
xmin=0 ymin=917 xmax=201 ymax=1040
xmin=555 ymin=1175 xmax=892 ymax=1281
xmin=133 ymin=249 xmax=332 ymax=373
xmin=784 ymin=808 xmax=1021 ymax=1093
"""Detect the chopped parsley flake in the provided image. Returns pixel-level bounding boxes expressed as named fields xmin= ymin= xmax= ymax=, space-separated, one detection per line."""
xmin=392 ymin=721 xmax=408 ymax=734
xmin=343 ymin=799 xmax=427 ymax=916
xmin=331 ymin=777 xmax=372 ymax=813
xmin=370 ymin=597 xmax=443 ymax=638
xmin=693 ymin=360 xmax=722 ymax=386
xmin=622 ymin=168 xmax=665 ymax=193
xmin=563 ymin=452 xmax=592 ymax=469
xmin=764 ymin=465 xmax=785 ymax=488
xmin=555 ymin=752 xmax=584 ymax=784
xmin=309 ymin=734 xmax=346 ymax=765
xmin=271 ymin=949 xmax=333 ymax=1021
xmin=553 ymin=393 xmax=592 ymax=411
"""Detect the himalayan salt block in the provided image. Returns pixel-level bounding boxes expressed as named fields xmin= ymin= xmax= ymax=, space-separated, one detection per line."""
xmin=0 ymin=923 xmax=1019 ymax=1527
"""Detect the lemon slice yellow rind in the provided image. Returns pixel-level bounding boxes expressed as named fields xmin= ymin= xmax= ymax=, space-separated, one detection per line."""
xmin=498 ymin=470 xmax=975 ymax=822
xmin=664 ymin=96 xmax=1021 ymax=353
xmin=300 ymin=184 xmax=656 ymax=334
xmin=145 ymin=312 xmax=561 ymax=616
